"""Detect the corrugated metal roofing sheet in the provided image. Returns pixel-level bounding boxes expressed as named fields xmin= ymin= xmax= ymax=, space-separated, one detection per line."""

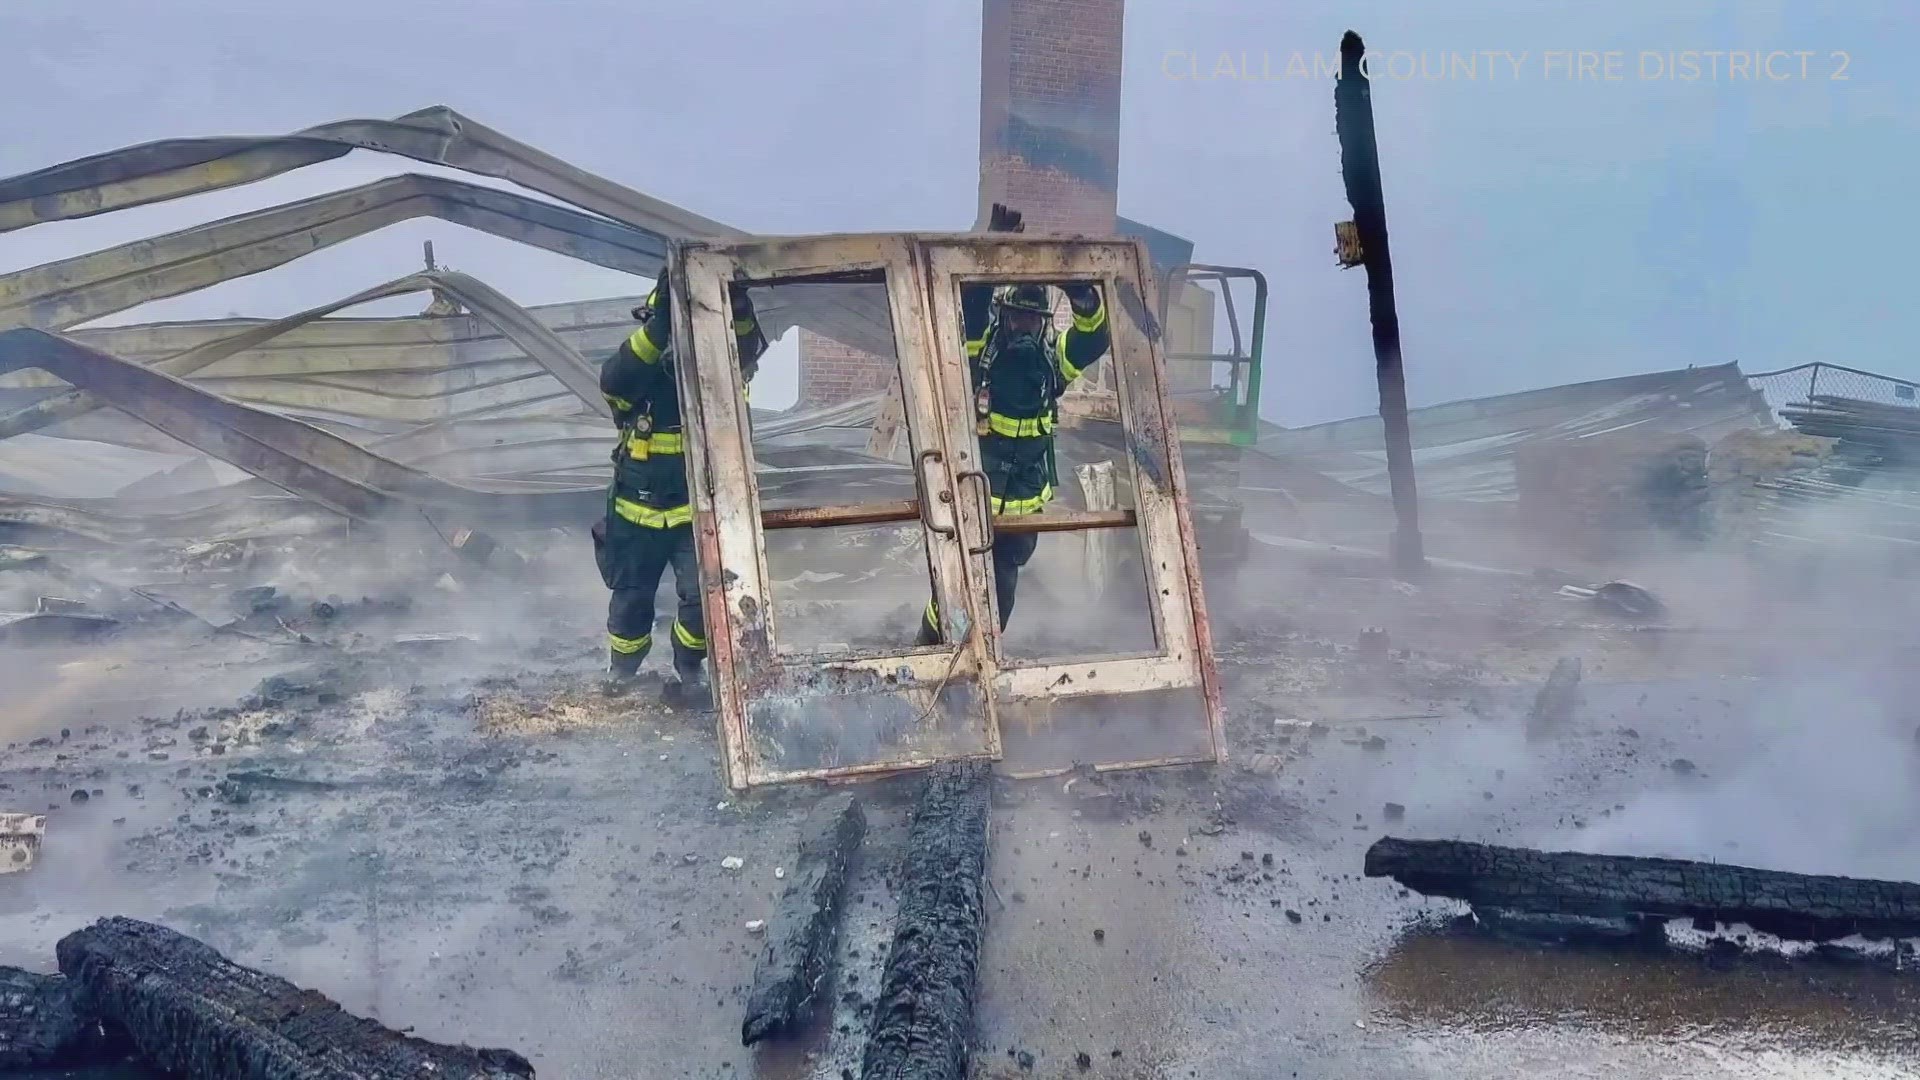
xmin=1251 ymin=363 xmax=1780 ymax=502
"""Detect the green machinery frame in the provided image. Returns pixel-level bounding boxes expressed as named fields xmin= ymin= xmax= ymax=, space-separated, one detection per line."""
xmin=1159 ymin=264 xmax=1267 ymax=447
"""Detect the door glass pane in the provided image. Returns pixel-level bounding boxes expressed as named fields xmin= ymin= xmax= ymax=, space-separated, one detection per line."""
xmin=689 ymin=256 xmax=996 ymax=783
xmin=741 ymin=275 xmax=940 ymax=658
xmin=940 ymin=279 xmax=1163 ymax=662
xmin=928 ymin=265 xmax=1217 ymax=776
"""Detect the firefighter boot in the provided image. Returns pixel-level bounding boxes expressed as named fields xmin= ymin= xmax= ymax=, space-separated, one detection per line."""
xmin=601 ymin=644 xmax=646 ymax=698
xmin=662 ymin=638 xmax=710 ymax=711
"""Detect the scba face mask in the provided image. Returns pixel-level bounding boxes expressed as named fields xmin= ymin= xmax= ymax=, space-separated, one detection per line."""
xmin=999 ymin=330 xmax=1048 ymax=361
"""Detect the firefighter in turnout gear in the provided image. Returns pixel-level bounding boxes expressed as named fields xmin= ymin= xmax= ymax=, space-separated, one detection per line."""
xmin=914 ymin=276 xmax=1111 ymax=645
xmin=594 ymin=278 xmax=766 ymax=701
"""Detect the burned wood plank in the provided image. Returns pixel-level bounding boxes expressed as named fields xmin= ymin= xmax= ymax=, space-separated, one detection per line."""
xmin=1364 ymin=836 xmax=1920 ymax=942
xmin=741 ymin=795 xmax=868 ymax=1045
xmin=55 ymin=917 xmax=535 ymax=1080
xmin=860 ymin=762 xmax=992 ymax=1080
xmin=0 ymin=966 xmax=126 ymax=1069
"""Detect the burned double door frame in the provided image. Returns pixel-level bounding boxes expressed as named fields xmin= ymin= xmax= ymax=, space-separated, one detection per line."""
xmin=669 ymin=233 xmax=1224 ymax=790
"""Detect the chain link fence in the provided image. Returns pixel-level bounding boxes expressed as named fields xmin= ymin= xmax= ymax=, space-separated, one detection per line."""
xmin=1749 ymin=362 xmax=1920 ymax=417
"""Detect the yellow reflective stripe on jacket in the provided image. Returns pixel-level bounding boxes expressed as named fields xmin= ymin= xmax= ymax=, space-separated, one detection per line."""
xmin=609 ymin=631 xmax=652 ymax=655
xmin=623 ymin=431 xmax=684 ymax=459
xmin=986 ymin=411 xmax=1054 ymax=438
xmin=1056 ymin=331 xmax=1085 ymax=382
xmin=965 ymin=337 xmax=986 ymax=359
xmin=991 ymin=484 xmax=1053 ymax=516
xmin=611 ymin=498 xmax=693 ymax=529
xmin=672 ymin=619 xmax=706 ymax=650
xmin=604 ymin=393 xmax=632 ymax=413
xmin=628 ymin=325 xmax=665 ymax=364
xmin=733 ymin=317 xmax=758 ymax=335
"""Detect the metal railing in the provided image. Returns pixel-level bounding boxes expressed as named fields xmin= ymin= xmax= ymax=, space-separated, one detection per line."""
xmin=1748 ymin=362 xmax=1920 ymax=416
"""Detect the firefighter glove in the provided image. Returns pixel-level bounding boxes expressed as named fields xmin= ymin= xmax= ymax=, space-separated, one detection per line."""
xmin=1062 ymin=282 xmax=1101 ymax=315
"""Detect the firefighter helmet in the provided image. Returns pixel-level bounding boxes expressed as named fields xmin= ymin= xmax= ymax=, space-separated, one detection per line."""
xmin=995 ymin=284 xmax=1052 ymax=315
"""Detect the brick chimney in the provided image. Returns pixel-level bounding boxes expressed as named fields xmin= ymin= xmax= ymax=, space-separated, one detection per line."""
xmin=976 ymin=0 xmax=1123 ymax=235
xmin=796 ymin=0 xmax=1126 ymax=408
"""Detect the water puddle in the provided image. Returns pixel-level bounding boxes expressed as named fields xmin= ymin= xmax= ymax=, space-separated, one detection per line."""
xmin=1365 ymin=925 xmax=1920 ymax=1075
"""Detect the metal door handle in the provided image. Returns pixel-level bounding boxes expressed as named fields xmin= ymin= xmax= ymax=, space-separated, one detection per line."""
xmin=957 ymin=469 xmax=994 ymax=555
xmin=915 ymin=448 xmax=957 ymax=538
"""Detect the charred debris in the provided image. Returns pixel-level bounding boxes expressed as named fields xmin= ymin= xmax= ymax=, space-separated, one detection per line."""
xmin=3 ymin=917 xmax=533 ymax=1079
xmin=1366 ymin=836 xmax=1920 ymax=949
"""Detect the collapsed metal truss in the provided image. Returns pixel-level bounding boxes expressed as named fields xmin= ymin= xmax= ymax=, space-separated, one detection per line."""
xmin=0 ymin=107 xmax=901 ymax=532
xmin=0 ymin=268 xmax=610 ymax=443
xmin=0 ymin=174 xmax=664 ymax=331
xmin=0 ymin=326 xmax=600 ymax=527
xmin=0 ymin=106 xmax=893 ymax=349
xmin=0 ymin=106 xmax=736 ymax=240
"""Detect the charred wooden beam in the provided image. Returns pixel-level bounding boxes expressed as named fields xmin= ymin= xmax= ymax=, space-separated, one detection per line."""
xmin=860 ymin=762 xmax=992 ymax=1080
xmin=1364 ymin=836 xmax=1920 ymax=942
xmin=55 ymin=917 xmax=535 ymax=1080
xmin=742 ymin=795 xmax=868 ymax=1045
xmin=0 ymin=966 xmax=126 ymax=1069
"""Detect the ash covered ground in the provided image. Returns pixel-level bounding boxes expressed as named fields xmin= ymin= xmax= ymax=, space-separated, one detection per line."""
xmin=3 ymin=518 xmax=1920 ymax=1080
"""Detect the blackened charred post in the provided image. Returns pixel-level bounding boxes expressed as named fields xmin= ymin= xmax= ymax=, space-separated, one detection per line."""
xmin=0 ymin=966 xmax=126 ymax=1069
xmin=1365 ymin=836 xmax=1920 ymax=942
xmin=1335 ymin=31 xmax=1426 ymax=573
xmin=859 ymin=762 xmax=992 ymax=1080
xmin=742 ymin=795 xmax=868 ymax=1045
xmin=56 ymin=917 xmax=535 ymax=1080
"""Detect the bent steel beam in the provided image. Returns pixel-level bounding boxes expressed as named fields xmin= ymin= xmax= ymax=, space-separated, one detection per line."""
xmin=0 ymin=174 xmax=668 ymax=331
xmin=0 ymin=108 xmax=900 ymax=356
xmin=0 ymin=492 xmax=343 ymax=545
xmin=0 ymin=269 xmax=607 ymax=442
xmin=0 ymin=327 xmax=590 ymax=526
xmin=0 ymin=106 xmax=745 ymax=241
xmin=429 ymin=270 xmax=606 ymax=414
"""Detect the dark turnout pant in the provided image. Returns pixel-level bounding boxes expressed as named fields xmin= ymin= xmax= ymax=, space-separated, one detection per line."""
xmin=594 ymin=517 xmax=706 ymax=678
xmin=916 ymin=530 xmax=1039 ymax=645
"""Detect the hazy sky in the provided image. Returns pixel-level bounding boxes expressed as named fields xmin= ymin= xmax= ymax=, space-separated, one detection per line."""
xmin=2 ymin=0 xmax=1913 ymax=423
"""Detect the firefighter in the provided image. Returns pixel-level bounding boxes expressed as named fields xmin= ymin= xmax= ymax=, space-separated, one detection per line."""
xmin=594 ymin=277 xmax=765 ymax=701
xmin=914 ymin=278 xmax=1110 ymax=645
